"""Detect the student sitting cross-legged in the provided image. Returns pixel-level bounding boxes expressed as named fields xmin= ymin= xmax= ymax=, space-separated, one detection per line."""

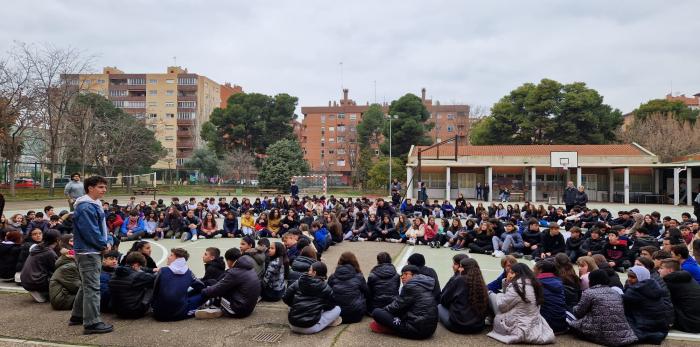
xmin=151 ymin=248 xmax=205 ymax=321
xmin=195 ymin=248 xmax=261 ymax=319
xmin=108 ymin=252 xmax=156 ymax=319
xmin=283 ymin=261 xmax=342 ymax=334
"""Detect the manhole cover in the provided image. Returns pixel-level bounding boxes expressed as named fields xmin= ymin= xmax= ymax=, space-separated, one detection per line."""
xmin=252 ymin=331 xmax=282 ymax=343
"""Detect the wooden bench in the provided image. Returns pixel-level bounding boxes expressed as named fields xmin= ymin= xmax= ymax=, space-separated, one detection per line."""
xmin=258 ymin=189 xmax=280 ymax=196
xmin=133 ymin=187 xmax=158 ymax=195
xmin=509 ymin=192 xmax=525 ymax=202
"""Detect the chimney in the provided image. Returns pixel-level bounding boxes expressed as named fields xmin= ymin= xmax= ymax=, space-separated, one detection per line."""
xmin=421 ymin=87 xmax=426 ymax=101
xmin=343 ymin=88 xmax=349 ymax=101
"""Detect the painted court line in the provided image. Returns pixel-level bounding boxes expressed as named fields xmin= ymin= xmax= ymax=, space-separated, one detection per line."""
xmin=148 ymin=240 xmax=169 ymax=266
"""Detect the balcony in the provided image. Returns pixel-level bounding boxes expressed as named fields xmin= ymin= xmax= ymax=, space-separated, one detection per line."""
xmin=177 ymin=140 xmax=194 ymax=148
xmin=177 ymin=118 xmax=194 ymax=126
xmin=177 ymin=130 xmax=192 ymax=137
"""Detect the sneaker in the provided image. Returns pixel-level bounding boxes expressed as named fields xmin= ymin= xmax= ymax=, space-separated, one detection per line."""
xmin=190 ymin=235 xmax=198 ymax=242
xmin=443 ymin=242 xmax=450 ymax=248
xmin=494 ymin=250 xmax=505 ymax=258
xmin=429 ymin=242 xmax=435 ymax=248
xmin=68 ymin=316 xmax=83 ymax=326
xmin=358 ymin=237 xmax=366 ymax=242
xmin=329 ymin=316 xmax=343 ymax=327
xmin=28 ymin=291 xmax=47 ymax=303
xmin=436 ymin=241 xmax=442 ymax=249
xmin=83 ymin=322 xmax=113 ymax=335
xmin=181 ymin=232 xmax=189 ymax=242
xmin=369 ymin=321 xmax=393 ymax=334
xmin=195 ymin=307 xmax=223 ymax=319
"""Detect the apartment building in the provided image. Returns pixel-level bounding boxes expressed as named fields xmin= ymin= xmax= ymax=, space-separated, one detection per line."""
xmin=299 ymin=88 xmax=471 ymax=184
xmin=73 ymin=66 xmax=240 ymax=169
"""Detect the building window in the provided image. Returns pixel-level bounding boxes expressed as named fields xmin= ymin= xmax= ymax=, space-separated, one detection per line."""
xmin=176 ymin=158 xmax=185 ymax=166
xmin=97 ymin=79 xmax=105 ymax=84
xmin=350 ymin=126 xmax=356 ymax=132
xmin=148 ymin=101 xmax=158 ymax=107
xmin=148 ymin=113 xmax=158 ymax=119
xmin=148 ymin=125 xmax=156 ymax=131
xmin=337 ymin=136 xmax=344 ymax=143
xmin=165 ymin=125 xmax=175 ymax=130
xmin=133 ymin=113 xmax=145 ymax=120
xmin=337 ymin=149 xmax=346 ymax=155
xmin=148 ymin=90 xmax=157 ymax=96
xmin=328 ymin=150 xmax=334 ymax=154
xmin=166 ymin=113 xmax=175 ymax=118
xmin=337 ymin=125 xmax=345 ymax=132
xmin=178 ymin=101 xmax=196 ymax=108
xmin=177 ymin=112 xmax=195 ymax=119
xmin=149 ymin=79 xmax=158 ymax=84
xmin=349 ymin=114 xmax=357 ymax=120
xmin=436 ymin=114 xmax=442 ymax=119
xmin=166 ymin=102 xmax=176 ymax=107
xmin=329 ymin=138 xmax=335 ymax=143
xmin=374 ymin=149 xmax=380 ymax=156
xmin=165 ymin=136 xmax=174 ymax=141
xmin=109 ymin=90 xmax=128 ymax=97
xmin=321 ymin=114 xmax=326 ymax=123
xmin=166 ymin=90 xmax=174 ymax=96
xmin=329 ymin=114 xmax=335 ymax=120
xmin=112 ymin=100 xmax=125 ymax=108
xmin=329 ymin=161 xmax=334 ymax=166
xmin=338 ymin=113 xmax=345 ymax=119
xmin=337 ymin=160 xmax=345 ymax=167
xmin=166 ymin=79 xmax=175 ymax=84
xmin=329 ymin=127 xmax=334 ymax=132
xmin=127 ymin=78 xmax=146 ymax=85
xmin=178 ymin=77 xmax=197 ymax=85
xmin=447 ymin=114 xmax=455 ymax=120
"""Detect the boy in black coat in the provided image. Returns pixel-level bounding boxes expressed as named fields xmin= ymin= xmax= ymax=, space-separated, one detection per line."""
xmin=196 ymin=248 xmax=261 ymax=319
xmin=367 ymin=252 xmax=400 ymax=314
xmin=582 ymin=229 xmax=606 ymax=256
xmin=407 ymin=253 xmax=441 ymax=302
xmin=660 ymin=259 xmax=700 ymax=333
xmin=200 ymin=247 xmax=225 ymax=286
xmin=541 ymin=223 xmax=565 ymax=259
xmin=565 ymin=227 xmax=585 ymax=262
xmin=604 ymin=230 xmax=630 ymax=271
xmin=283 ymin=262 xmax=342 ymax=334
xmin=108 ymin=252 xmax=156 ymax=319
xmin=370 ymin=265 xmax=438 ymax=340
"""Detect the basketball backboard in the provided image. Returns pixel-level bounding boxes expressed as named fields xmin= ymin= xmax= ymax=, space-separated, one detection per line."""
xmin=550 ymin=151 xmax=578 ymax=168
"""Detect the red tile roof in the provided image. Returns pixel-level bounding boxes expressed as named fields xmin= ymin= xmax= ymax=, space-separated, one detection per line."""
xmin=412 ymin=144 xmax=648 ymax=157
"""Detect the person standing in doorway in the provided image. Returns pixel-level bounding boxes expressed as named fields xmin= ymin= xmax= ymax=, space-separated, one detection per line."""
xmin=419 ymin=182 xmax=428 ymax=203
xmin=563 ymin=181 xmax=577 ymax=212
xmin=70 ymin=176 xmax=113 ymax=334
xmin=64 ymin=173 xmax=86 ymax=212
xmin=483 ymin=184 xmax=490 ymax=202
xmin=476 ymin=182 xmax=483 ymax=201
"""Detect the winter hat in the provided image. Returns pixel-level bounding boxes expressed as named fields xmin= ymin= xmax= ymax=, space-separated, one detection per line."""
xmin=588 ymin=269 xmax=610 ymax=287
xmin=407 ymin=253 xmax=426 ymax=267
xmin=628 ymin=266 xmax=650 ymax=282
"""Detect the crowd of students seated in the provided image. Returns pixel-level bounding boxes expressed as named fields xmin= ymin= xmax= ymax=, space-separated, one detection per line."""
xmin=1 ymin=191 xmax=700 ymax=344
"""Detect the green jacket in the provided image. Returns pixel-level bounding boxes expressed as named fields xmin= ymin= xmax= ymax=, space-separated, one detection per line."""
xmin=49 ymin=255 xmax=81 ymax=310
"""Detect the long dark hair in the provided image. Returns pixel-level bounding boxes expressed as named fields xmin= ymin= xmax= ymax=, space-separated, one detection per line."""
xmin=271 ymin=241 xmax=290 ymax=279
xmin=460 ymin=258 xmax=489 ymax=316
xmin=338 ymin=251 xmax=362 ymax=273
xmin=509 ymin=263 xmax=544 ymax=306
xmin=553 ymin=253 xmax=580 ymax=289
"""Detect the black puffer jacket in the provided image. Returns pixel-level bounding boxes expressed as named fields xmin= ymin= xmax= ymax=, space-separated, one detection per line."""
xmin=328 ymin=264 xmax=368 ymax=323
xmin=202 ymin=256 xmax=260 ymax=318
xmin=570 ymin=285 xmax=638 ymax=346
xmin=384 ymin=274 xmax=438 ymax=339
xmin=440 ymin=274 xmax=486 ymax=333
xmin=418 ymin=265 xmax=441 ymax=302
xmin=664 ymin=270 xmax=700 ymax=333
xmin=283 ymin=274 xmax=335 ymax=328
xmin=202 ymin=256 xmax=226 ymax=284
xmin=650 ymin=272 xmax=675 ymax=327
xmin=16 ymin=240 xmax=40 ymax=273
xmin=581 ymin=237 xmax=605 ymax=255
xmin=0 ymin=242 xmax=21 ymax=279
xmin=367 ymin=263 xmax=399 ymax=313
xmin=623 ymin=279 xmax=669 ymax=344
xmin=20 ymin=244 xmax=57 ymax=292
xmin=288 ymin=256 xmax=315 ymax=286
xmin=108 ymin=266 xmax=156 ymax=318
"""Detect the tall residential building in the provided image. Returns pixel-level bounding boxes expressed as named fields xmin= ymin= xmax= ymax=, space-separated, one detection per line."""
xmin=299 ymin=88 xmax=471 ymax=184
xmin=72 ymin=66 xmax=241 ymax=169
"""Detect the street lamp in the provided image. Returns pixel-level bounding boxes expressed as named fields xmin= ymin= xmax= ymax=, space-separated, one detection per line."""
xmin=387 ymin=114 xmax=398 ymax=196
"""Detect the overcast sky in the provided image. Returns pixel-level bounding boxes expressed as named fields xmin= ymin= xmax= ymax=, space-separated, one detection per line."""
xmin=2 ymin=0 xmax=699 ymax=115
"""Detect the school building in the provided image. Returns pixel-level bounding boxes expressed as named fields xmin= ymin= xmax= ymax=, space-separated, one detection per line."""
xmin=405 ymin=143 xmax=700 ymax=206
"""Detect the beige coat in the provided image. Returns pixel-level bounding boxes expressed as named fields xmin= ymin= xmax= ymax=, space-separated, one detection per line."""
xmin=487 ymin=279 xmax=555 ymax=345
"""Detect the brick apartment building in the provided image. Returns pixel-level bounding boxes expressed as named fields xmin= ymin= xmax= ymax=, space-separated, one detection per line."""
xmin=622 ymin=92 xmax=700 ymax=129
xmin=71 ymin=66 xmax=242 ymax=170
xmin=299 ymin=88 xmax=471 ymax=184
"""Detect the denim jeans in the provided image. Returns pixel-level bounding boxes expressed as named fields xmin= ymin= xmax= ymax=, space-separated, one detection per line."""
xmin=71 ymin=253 xmax=103 ymax=326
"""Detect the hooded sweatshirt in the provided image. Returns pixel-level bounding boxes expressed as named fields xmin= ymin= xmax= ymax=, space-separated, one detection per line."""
xmin=151 ymin=257 xmax=204 ymax=321
xmin=73 ymin=195 xmax=108 ymax=254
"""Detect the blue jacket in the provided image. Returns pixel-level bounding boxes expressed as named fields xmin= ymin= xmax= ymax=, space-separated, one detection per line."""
xmin=120 ymin=217 xmax=147 ymax=236
xmin=151 ymin=261 xmax=204 ymax=321
xmin=537 ymin=273 xmax=568 ymax=333
xmin=487 ymin=271 xmax=506 ymax=293
xmin=100 ymin=266 xmax=116 ymax=312
xmin=681 ymin=257 xmax=700 ymax=284
xmin=314 ymin=227 xmax=329 ymax=250
xmin=73 ymin=195 xmax=109 ymax=253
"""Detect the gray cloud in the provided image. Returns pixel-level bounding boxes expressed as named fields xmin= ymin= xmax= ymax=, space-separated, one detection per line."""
xmin=2 ymin=0 xmax=698 ymax=114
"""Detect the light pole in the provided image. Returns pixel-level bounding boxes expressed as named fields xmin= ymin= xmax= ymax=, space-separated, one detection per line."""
xmin=387 ymin=114 xmax=398 ymax=196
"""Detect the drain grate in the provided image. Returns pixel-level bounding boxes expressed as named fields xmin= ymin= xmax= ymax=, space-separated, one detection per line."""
xmin=252 ymin=331 xmax=282 ymax=343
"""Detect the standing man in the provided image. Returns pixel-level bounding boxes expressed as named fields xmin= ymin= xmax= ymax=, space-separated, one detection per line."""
xmin=64 ymin=173 xmax=86 ymax=212
xmin=476 ymin=182 xmax=483 ymax=201
xmin=391 ymin=178 xmax=402 ymax=193
xmin=419 ymin=182 xmax=428 ymax=203
xmin=290 ymin=179 xmax=299 ymax=199
xmin=70 ymin=175 xmax=113 ymax=334
xmin=563 ymin=181 xmax=577 ymax=212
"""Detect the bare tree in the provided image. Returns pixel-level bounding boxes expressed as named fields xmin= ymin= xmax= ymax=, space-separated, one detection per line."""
xmin=19 ymin=42 xmax=94 ymax=195
xmin=65 ymin=93 xmax=106 ymax=176
xmin=220 ymin=147 xmax=256 ymax=182
xmin=0 ymin=52 xmax=40 ymax=196
xmin=620 ymin=113 xmax=700 ymax=162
